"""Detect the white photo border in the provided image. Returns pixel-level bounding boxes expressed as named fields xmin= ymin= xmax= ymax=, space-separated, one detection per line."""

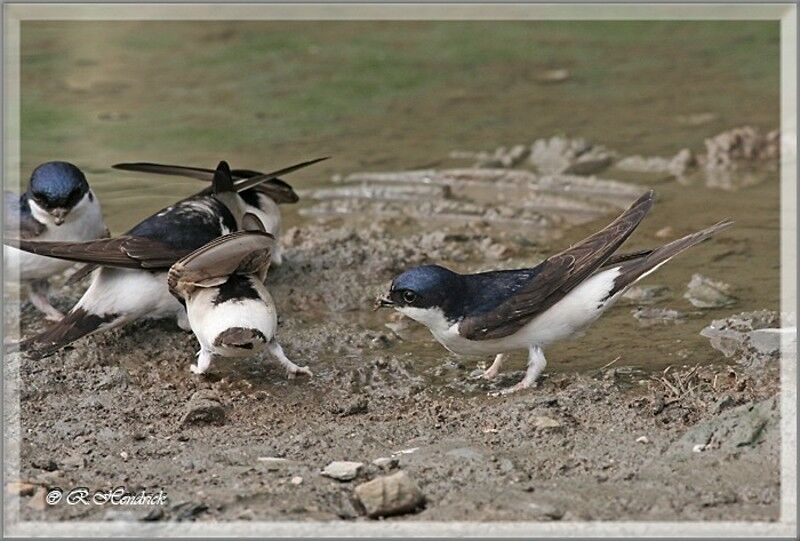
xmin=2 ymin=2 xmax=796 ymax=538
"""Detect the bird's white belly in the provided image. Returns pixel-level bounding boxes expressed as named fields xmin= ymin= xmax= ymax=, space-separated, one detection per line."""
xmin=186 ymin=284 xmax=276 ymax=357
xmin=76 ymin=268 xmax=182 ymax=320
xmin=5 ymin=193 xmax=107 ymax=282
xmin=432 ymin=267 xmax=623 ymax=356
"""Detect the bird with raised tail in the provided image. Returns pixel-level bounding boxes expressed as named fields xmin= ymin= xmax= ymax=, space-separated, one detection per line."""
xmin=377 ymin=191 xmax=732 ymax=395
xmin=4 ymin=161 xmax=109 ymax=321
xmin=168 ymin=229 xmax=311 ymax=378
xmin=112 ymin=160 xmax=303 ymax=265
xmin=5 ymin=157 xmax=326 ymax=358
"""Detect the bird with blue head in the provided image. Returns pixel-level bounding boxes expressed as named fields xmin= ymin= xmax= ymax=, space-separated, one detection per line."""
xmin=4 ymin=161 xmax=108 ymax=321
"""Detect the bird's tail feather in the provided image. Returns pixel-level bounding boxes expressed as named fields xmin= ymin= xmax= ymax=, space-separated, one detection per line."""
xmin=14 ymin=307 xmax=120 ymax=359
xmin=609 ymin=219 xmax=734 ymax=295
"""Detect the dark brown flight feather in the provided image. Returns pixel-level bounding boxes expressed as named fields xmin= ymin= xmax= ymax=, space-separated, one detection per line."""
xmin=459 ymin=190 xmax=655 ymax=341
xmin=4 ymin=236 xmax=191 ymax=270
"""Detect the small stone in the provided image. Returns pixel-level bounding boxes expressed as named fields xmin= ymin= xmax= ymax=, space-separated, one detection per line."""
xmin=171 ymin=501 xmax=208 ymax=521
xmin=322 ymin=461 xmax=364 ymax=481
xmin=655 ymin=226 xmax=674 ymax=239
xmin=180 ymin=390 xmax=225 ymax=426
xmin=372 ymin=457 xmax=399 ymax=470
xmin=622 ymin=285 xmax=670 ymax=305
xmin=142 ymin=507 xmax=165 ymax=521
xmin=537 ymin=68 xmax=570 ymax=83
xmin=290 ymin=476 xmax=303 ymax=485
xmin=700 ymin=310 xmax=784 ymax=358
xmin=692 ymin=444 xmax=706 ymax=453
xmin=632 ymin=307 xmax=685 ymax=327
xmin=6 ymin=481 xmax=37 ymax=497
xmin=636 ymin=436 xmax=649 ymax=444
xmin=684 ymin=274 xmax=736 ymax=308
xmin=120 ymin=451 xmax=129 ymax=461
xmin=354 ymin=471 xmax=425 ymax=518
xmin=531 ymin=416 xmax=562 ymax=429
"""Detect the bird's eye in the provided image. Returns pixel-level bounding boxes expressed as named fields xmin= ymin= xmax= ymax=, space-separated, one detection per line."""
xmin=402 ymin=291 xmax=417 ymax=304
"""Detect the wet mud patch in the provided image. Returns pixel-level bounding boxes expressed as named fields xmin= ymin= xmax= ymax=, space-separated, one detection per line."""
xmin=9 ymin=150 xmax=784 ymax=522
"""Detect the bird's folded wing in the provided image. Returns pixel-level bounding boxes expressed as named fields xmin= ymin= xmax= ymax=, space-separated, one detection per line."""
xmin=167 ymin=230 xmax=275 ymax=298
xmin=4 ymin=192 xmax=46 ymax=239
xmin=4 ymin=236 xmax=189 ymax=270
xmin=459 ymin=190 xmax=655 ymax=341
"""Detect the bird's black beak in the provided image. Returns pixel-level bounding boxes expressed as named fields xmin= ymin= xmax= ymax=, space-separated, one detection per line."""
xmin=373 ymin=296 xmax=394 ymax=310
xmin=50 ymin=208 xmax=68 ymax=226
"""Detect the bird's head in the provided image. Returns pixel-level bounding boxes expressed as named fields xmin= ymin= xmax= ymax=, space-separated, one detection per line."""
xmin=27 ymin=161 xmax=91 ymax=226
xmin=376 ymin=265 xmax=464 ymax=328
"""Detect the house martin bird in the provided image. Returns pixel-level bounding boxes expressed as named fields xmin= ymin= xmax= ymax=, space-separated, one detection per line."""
xmin=168 ymin=229 xmax=311 ymax=378
xmin=377 ymin=191 xmax=733 ymax=395
xmin=112 ymin=160 xmax=302 ymax=265
xmin=6 ymin=157 xmax=326 ymax=358
xmin=4 ymin=161 xmax=108 ymax=321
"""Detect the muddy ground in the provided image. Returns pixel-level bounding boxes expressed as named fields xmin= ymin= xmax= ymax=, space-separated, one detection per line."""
xmin=6 ymin=145 xmax=785 ymax=522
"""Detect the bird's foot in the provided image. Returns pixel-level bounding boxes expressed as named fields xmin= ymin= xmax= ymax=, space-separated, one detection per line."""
xmin=286 ymin=364 xmax=313 ymax=380
xmin=470 ymin=367 xmax=500 ymax=381
xmin=190 ymin=350 xmax=212 ymax=375
xmin=488 ymin=379 xmax=537 ymax=397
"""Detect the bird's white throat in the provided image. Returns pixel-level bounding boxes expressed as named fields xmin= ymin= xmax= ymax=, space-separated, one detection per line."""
xmin=396 ymin=305 xmax=452 ymax=334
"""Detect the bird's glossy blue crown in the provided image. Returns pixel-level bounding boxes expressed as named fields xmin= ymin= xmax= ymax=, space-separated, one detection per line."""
xmin=391 ymin=265 xmax=458 ymax=294
xmin=28 ymin=161 xmax=89 ymax=209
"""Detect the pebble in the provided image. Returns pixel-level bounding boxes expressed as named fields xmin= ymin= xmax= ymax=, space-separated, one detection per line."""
xmin=700 ymin=310 xmax=788 ymax=358
xmin=536 ymin=68 xmax=570 ymax=83
xmin=321 ymin=461 xmax=364 ymax=481
xmin=354 ymin=471 xmax=425 ymax=518
xmin=655 ymin=226 xmax=674 ymax=239
xmin=290 ymin=476 xmax=304 ymax=485
xmin=631 ymin=307 xmax=685 ymax=327
xmin=180 ymin=390 xmax=225 ymax=426
xmin=684 ymin=274 xmax=737 ymax=308
xmin=622 ymin=285 xmax=670 ymax=305
xmin=372 ymin=457 xmax=399 ymax=470
xmin=531 ymin=416 xmax=562 ymax=429
xmin=636 ymin=436 xmax=649 ymax=444
xmin=692 ymin=444 xmax=707 ymax=453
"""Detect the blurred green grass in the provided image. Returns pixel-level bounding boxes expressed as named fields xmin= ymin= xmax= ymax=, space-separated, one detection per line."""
xmin=21 ymin=20 xmax=779 ymax=176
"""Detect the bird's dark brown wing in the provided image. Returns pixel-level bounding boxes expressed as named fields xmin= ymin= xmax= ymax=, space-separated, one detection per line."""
xmin=459 ymin=190 xmax=655 ymax=341
xmin=4 ymin=236 xmax=190 ymax=270
xmin=167 ymin=230 xmax=274 ymax=298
